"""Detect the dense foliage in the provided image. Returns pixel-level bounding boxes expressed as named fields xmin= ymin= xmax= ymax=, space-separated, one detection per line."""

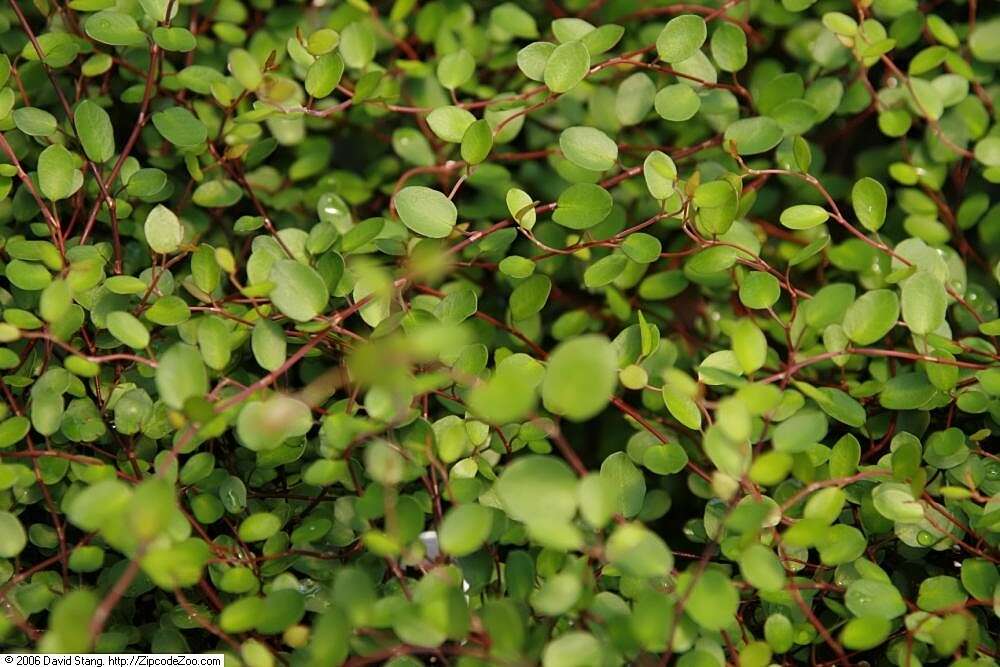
xmin=0 ymin=0 xmax=999 ymax=664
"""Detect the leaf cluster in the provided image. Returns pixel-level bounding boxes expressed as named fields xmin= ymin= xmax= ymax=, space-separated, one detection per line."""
xmin=0 ymin=0 xmax=998 ymax=665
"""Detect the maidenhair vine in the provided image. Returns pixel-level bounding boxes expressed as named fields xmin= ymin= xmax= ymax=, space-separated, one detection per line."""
xmin=0 ymin=0 xmax=998 ymax=665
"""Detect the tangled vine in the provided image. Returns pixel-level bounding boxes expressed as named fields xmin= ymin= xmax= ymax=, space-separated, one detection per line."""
xmin=0 ymin=0 xmax=998 ymax=665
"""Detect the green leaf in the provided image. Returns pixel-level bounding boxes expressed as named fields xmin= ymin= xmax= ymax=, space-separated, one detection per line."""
xmin=739 ymin=544 xmax=786 ymax=592
xmin=192 ymin=179 xmax=242 ymax=207
xmin=67 ymin=479 xmax=132 ymax=532
xmin=740 ymin=272 xmax=780 ymax=309
xmin=435 ymin=289 xmax=477 ymax=325
xmin=622 ymin=233 xmax=662 ymax=264
xmin=542 ymin=632 xmax=602 ymax=667
xmin=552 ymin=183 xmax=613 ymax=229
xmin=732 ymin=319 xmax=767 ymax=374
xmin=583 ymin=253 xmax=627 ymax=288
xmin=662 ymin=379 xmax=701 ymax=430
xmin=581 ymin=24 xmax=624 ymax=55
xmin=21 ymin=33 xmax=79 ymax=69
xmin=842 ymin=289 xmax=900 ymax=345
xmin=725 ymin=116 xmax=784 ymax=155
xmin=534 ymin=575 xmax=585 ymax=616
xmin=198 ymin=316 xmax=231 ymax=370
xmin=615 ymin=73 xmax=656 ymax=126
xmin=144 ymin=204 xmax=184 ymax=254
xmin=880 ymin=372 xmax=937 ymax=410
xmin=0 ymin=416 xmax=31 ymax=448
xmin=13 ymin=107 xmax=58 ymax=137
xmin=340 ymin=20 xmax=375 ymax=69
xmin=152 ymin=26 xmax=197 ymax=52
xmin=511 ymin=274 xmax=551 ymax=321
xmin=693 ymin=180 xmax=739 ymax=234
xmin=826 ymin=439 xmax=863 ymax=486
xmin=146 ymin=295 xmax=191 ymax=326
xmin=817 ymin=525 xmax=867 ymax=565
xmin=901 ymin=270 xmax=947 ymax=335
xmin=249 ymin=320 xmax=286 ymax=373
xmin=969 ymin=18 xmax=1000 ymax=62
xmin=127 ymin=168 xmax=169 ymax=197
xmin=107 ymin=311 xmax=150 ymax=349
xmin=152 ymin=106 xmax=208 ymax=149
xmin=961 ymin=559 xmax=999 ymax=600
xmin=268 ymin=260 xmax=329 ymax=322
xmin=600 ymin=452 xmax=645 ymax=518
xmin=506 ymin=188 xmax=537 ymax=229
xmin=780 ymin=204 xmax=829 ymax=230
xmin=256 ymin=589 xmax=306 ymax=634
xmin=710 ymin=23 xmax=748 ymax=72
xmin=491 ymin=3 xmax=539 ymax=38
xmin=851 ymin=177 xmax=888 ymax=231
xmin=517 ymin=42 xmax=556 ymax=81
xmin=437 ymin=49 xmax=475 ymax=89
xmin=917 ymin=575 xmax=967 ymax=611
xmin=156 ymin=343 xmax=209 ymax=410
xmin=724 ymin=117 xmax=785 ymax=155
xmin=553 ymin=18 xmax=594 ymax=44
xmin=0 ymin=511 xmax=27 ymax=557
xmin=654 ymin=83 xmax=701 ymax=121
xmin=606 ymin=523 xmax=673 ymax=578
xmin=6 ymin=260 xmax=52 ymax=291
xmin=305 ymin=53 xmax=345 ymax=98
xmin=45 ymin=589 xmax=98 ymax=652
xmin=764 ymin=614 xmax=794 ymax=653
xmin=460 ymin=118 xmax=493 ymax=165
xmin=426 ymin=106 xmax=476 ymax=143
xmin=394 ymin=186 xmax=458 ymax=238
xmin=822 ymin=12 xmax=858 ymax=36
xmin=496 ymin=455 xmax=578 ymax=524
xmin=392 ymin=128 xmax=435 ymax=167
xmin=812 ymin=387 xmax=867 ymax=427
xmin=804 ymin=487 xmax=845 ymax=524
xmin=845 ymin=579 xmax=907 ymax=619
xmin=499 ymin=256 xmax=535 ymax=278
xmin=139 ymin=0 xmax=171 ymax=22
xmin=105 ymin=276 xmax=148 ymax=295
xmin=467 ymin=353 xmax=543 ymax=424
xmin=642 ymin=150 xmax=677 ymax=200
xmin=907 ymin=77 xmax=943 ymax=121
xmin=113 ymin=388 xmax=151 ymax=436
xmin=662 ymin=370 xmax=701 ymax=429
xmin=84 ymin=11 xmax=146 ymax=46
xmin=38 ymin=145 xmax=82 ymax=201
xmin=239 ymin=512 xmax=282 ymax=541
xmin=439 ymin=504 xmax=493 ymax=556
xmin=228 ymin=48 xmax=262 ymax=90
xmin=792 ymin=136 xmax=812 ymax=171
xmin=872 ymin=482 xmax=924 ymax=522
xmin=974 ymin=136 xmax=1000 ymax=167
xmin=678 ymin=568 xmax=739 ymax=630
xmin=129 ymin=477 xmax=175 ymax=542
xmin=220 ymin=597 xmax=265 ymax=634
xmin=656 ymin=15 xmax=707 ymax=63
xmin=559 ymin=126 xmax=618 ymax=172
xmin=542 ymin=335 xmax=617 ymax=421
xmin=74 ymin=100 xmax=115 ymax=163
xmin=772 ymin=408 xmax=827 ymax=453
xmin=841 ymin=617 xmax=892 ymax=650
xmin=237 ymin=395 xmax=312 ymax=451
xmin=543 ymin=40 xmax=590 ymax=93
xmin=642 ymin=442 xmax=688 ymax=475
